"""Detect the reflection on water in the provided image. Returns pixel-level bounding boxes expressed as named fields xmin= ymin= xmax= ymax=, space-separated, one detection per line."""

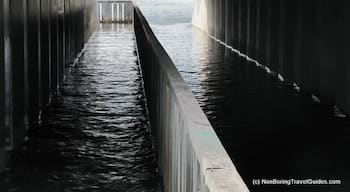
xmin=140 ymin=2 xmax=350 ymax=192
xmin=138 ymin=1 xmax=193 ymax=26
xmin=0 ymin=24 xmax=160 ymax=192
xmin=187 ymin=32 xmax=350 ymax=192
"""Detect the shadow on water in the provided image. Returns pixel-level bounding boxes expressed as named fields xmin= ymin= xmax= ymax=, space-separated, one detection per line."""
xmin=0 ymin=24 xmax=160 ymax=192
xmin=149 ymin=19 xmax=350 ymax=191
xmin=191 ymin=30 xmax=350 ymax=192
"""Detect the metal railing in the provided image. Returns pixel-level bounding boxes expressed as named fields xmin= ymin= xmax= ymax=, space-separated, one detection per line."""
xmin=98 ymin=0 xmax=133 ymax=23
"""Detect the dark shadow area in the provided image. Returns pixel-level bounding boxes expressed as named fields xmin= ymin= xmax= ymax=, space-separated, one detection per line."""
xmin=193 ymin=29 xmax=350 ymax=192
xmin=150 ymin=20 xmax=350 ymax=191
xmin=0 ymin=24 xmax=159 ymax=192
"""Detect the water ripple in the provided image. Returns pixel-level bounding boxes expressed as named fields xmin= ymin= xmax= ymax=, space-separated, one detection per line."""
xmin=140 ymin=3 xmax=350 ymax=191
xmin=0 ymin=24 xmax=159 ymax=192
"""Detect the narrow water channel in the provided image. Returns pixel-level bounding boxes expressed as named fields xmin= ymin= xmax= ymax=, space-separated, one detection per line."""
xmin=139 ymin=2 xmax=350 ymax=192
xmin=0 ymin=24 xmax=160 ymax=192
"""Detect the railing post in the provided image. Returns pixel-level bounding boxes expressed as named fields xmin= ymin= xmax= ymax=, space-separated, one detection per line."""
xmin=121 ymin=3 xmax=124 ymax=23
xmin=99 ymin=2 xmax=102 ymax=22
xmin=111 ymin=2 xmax=114 ymax=22
xmin=117 ymin=2 xmax=120 ymax=23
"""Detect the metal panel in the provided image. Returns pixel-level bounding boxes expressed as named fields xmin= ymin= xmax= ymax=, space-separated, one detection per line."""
xmin=247 ymin=0 xmax=257 ymax=58
xmin=282 ymin=0 xmax=297 ymax=81
xmin=277 ymin=0 xmax=285 ymax=76
xmin=57 ymin=0 xmax=64 ymax=83
xmin=269 ymin=0 xmax=280 ymax=72
xmin=27 ymin=0 xmax=41 ymax=119
xmin=233 ymin=0 xmax=240 ymax=48
xmin=3 ymin=0 xmax=12 ymax=152
xmin=224 ymin=0 xmax=232 ymax=46
xmin=0 ymin=0 xmax=6 ymax=163
xmin=0 ymin=0 xmax=13 ymax=171
xmin=337 ymin=0 xmax=350 ymax=114
xmin=10 ymin=0 xmax=27 ymax=147
xmin=0 ymin=0 xmax=98 ymax=173
xmin=50 ymin=0 xmax=58 ymax=92
xmin=64 ymin=0 xmax=71 ymax=66
xmin=40 ymin=0 xmax=51 ymax=105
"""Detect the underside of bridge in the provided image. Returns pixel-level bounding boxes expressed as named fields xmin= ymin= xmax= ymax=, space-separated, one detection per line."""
xmin=193 ymin=0 xmax=350 ymax=115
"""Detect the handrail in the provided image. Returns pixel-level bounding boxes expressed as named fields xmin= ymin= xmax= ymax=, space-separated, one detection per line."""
xmin=98 ymin=0 xmax=133 ymax=24
xmin=133 ymin=2 xmax=249 ymax=192
xmin=98 ymin=0 xmax=132 ymax=2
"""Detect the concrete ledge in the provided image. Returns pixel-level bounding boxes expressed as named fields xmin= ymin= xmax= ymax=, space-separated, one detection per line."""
xmin=133 ymin=3 xmax=249 ymax=192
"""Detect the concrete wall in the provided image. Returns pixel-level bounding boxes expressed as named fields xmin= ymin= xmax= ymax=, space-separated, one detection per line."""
xmin=0 ymin=0 xmax=97 ymax=172
xmin=134 ymin=4 xmax=248 ymax=192
xmin=193 ymin=0 xmax=350 ymax=115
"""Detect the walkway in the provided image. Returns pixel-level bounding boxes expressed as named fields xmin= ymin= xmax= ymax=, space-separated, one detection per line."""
xmin=0 ymin=24 xmax=160 ymax=192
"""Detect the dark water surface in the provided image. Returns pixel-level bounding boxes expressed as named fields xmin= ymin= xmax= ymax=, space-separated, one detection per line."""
xmin=0 ymin=24 xmax=159 ymax=192
xmin=140 ymin=2 xmax=350 ymax=192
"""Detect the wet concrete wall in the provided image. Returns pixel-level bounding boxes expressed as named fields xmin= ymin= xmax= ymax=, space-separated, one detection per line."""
xmin=193 ymin=0 xmax=350 ymax=115
xmin=134 ymin=4 xmax=248 ymax=192
xmin=0 ymin=0 xmax=97 ymax=172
